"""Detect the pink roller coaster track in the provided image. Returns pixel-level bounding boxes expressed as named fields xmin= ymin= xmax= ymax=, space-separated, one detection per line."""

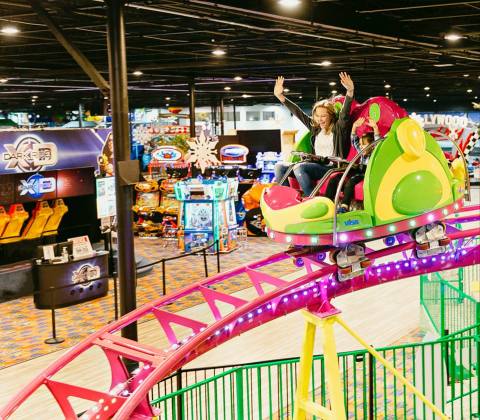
xmin=1 ymin=206 xmax=479 ymax=419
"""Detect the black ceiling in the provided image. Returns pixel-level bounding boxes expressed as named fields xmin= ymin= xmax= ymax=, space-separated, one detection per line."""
xmin=0 ymin=0 xmax=479 ymax=113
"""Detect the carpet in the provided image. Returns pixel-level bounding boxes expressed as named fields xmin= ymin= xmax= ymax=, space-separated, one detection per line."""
xmin=0 ymin=237 xmax=289 ymax=369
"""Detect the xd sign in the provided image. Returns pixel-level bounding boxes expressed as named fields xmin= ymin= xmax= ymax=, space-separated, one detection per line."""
xmin=18 ymin=173 xmax=56 ymax=199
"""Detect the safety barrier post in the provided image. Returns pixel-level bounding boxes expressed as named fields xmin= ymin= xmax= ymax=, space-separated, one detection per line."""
xmin=44 ymin=286 xmax=64 ymax=344
xmin=235 ymin=368 xmax=244 ymax=419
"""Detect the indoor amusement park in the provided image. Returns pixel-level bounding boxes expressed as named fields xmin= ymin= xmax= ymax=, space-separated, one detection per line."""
xmin=1 ymin=1 xmax=480 ymax=419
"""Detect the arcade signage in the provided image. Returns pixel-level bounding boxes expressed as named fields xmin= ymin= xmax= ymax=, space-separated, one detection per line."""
xmin=72 ymin=263 xmax=101 ymax=287
xmin=18 ymin=173 xmax=56 ymax=199
xmin=411 ymin=113 xmax=471 ymax=129
xmin=0 ymin=129 xmax=112 ymax=175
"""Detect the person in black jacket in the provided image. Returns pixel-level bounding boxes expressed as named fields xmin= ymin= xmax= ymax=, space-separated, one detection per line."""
xmin=273 ymin=72 xmax=354 ymax=197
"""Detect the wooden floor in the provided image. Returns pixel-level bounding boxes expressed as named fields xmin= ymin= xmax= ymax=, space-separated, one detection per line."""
xmin=0 ymin=269 xmax=421 ymax=419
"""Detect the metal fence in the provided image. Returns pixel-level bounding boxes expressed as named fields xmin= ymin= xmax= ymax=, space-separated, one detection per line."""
xmin=420 ymin=268 xmax=480 ymax=337
xmin=150 ymin=324 xmax=479 ymax=419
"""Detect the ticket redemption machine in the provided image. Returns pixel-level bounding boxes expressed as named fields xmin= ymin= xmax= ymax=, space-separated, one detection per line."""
xmin=174 ymin=178 xmax=239 ymax=253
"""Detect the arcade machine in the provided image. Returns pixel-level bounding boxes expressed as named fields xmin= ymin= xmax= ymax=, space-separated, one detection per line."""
xmin=22 ymin=201 xmax=53 ymax=240
xmin=174 ymin=178 xmax=239 ymax=253
xmin=0 ymin=204 xmax=29 ymax=243
xmin=42 ymin=199 xmax=69 ymax=236
xmin=255 ymin=151 xmax=283 ymax=183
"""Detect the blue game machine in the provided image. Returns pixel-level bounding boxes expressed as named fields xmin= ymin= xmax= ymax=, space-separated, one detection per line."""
xmin=174 ymin=178 xmax=239 ymax=253
xmin=255 ymin=152 xmax=283 ymax=183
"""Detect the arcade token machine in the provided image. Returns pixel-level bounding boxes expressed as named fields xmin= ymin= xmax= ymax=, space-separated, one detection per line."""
xmin=174 ymin=178 xmax=239 ymax=253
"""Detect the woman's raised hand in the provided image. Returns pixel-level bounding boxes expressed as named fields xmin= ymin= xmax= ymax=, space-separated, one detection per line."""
xmin=339 ymin=72 xmax=354 ymax=96
xmin=274 ymin=76 xmax=286 ymax=102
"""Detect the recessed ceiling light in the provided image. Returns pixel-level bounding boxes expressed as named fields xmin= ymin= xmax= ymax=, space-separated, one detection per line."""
xmin=242 ymin=94 xmax=252 ymax=98
xmin=212 ymin=48 xmax=226 ymax=56
xmin=32 ymin=95 xmax=38 ymax=99
xmin=433 ymin=63 xmax=454 ymax=67
xmin=384 ymin=84 xmax=391 ymax=89
xmin=165 ymin=97 xmax=171 ymax=100
xmin=433 ymin=99 xmax=437 ymax=102
xmin=36 ymin=114 xmax=40 ymax=118
xmin=464 ymin=74 xmax=470 ymax=77
xmin=46 ymin=105 xmax=52 ymax=109
xmin=233 ymin=76 xmax=242 ymax=81
xmin=133 ymin=70 xmax=143 ymax=76
xmin=331 ymin=90 xmax=337 ymax=94
xmin=103 ymin=96 xmax=109 ymax=100
xmin=403 ymin=98 xmax=408 ymax=102
xmin=299 ymin=95 xmax=302 ymax=98
xmin=313 ymin=60 xmax=331 ymax=67
xmin=284 ymin=88 xmax=290 ymax=93
xmin=426 ymin=93 xmax=430 ymax=97
xmin=475 ymin=96 xmax=478 ymax=99
xmin=1 ymin=26 xmax=19 ymax=35
xmin=278 ymin=0 xmax=301 ymax=8
xmin=467 ymin=89 xmax=473 ymax=93
xmin=224 ymin=86 xmax=231 ymax=91
xmin=424 ymin=86 xmax=430 ymax=91
xmin=0 ymin=78 xmax=8 ymax=83
xmin=230 ymin=98 xmax=234 ymax=101
xmin=408 ymin=66 xmax=417 ymax=72
xmin=444 ymin=33 xmax=463 ymax=41
xmin=329 ymin=81 xmax=336 ymax=86
xmin=165 ymin=103 xmax=169 ymax=106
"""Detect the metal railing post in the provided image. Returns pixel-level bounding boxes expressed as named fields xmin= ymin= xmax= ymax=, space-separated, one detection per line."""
xmin=235 ymin=368 xmax=244 ymax=419
xmin=45 ymin=286 xmax=64 ymax=344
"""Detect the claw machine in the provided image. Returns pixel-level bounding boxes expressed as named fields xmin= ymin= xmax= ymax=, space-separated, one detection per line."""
xmin=174 ymin=178 xmax=239 ymax=253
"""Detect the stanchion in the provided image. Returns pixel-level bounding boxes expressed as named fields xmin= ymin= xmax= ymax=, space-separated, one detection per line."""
xmin=216 ymin=239 xmax=220 ymax=273
xmin=44 ymin=286 xmax=64 ymax=345
xmin=161 ymin=259 xmax=166 ymax=296
xmin=113 ymin=274 xmax=119 ymax=321
xmin=203 ymin=247 xmax=208 ymax=278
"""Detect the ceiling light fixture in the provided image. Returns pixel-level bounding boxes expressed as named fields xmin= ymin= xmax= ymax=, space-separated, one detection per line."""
xmin=1 ymin=26 xmax=19 ymax=35
xmin=212 ymin=48 xmax=226 ymax=56
xmin=444 ymin=33 xmax=463 ymax=41
xmin=403 ymin=98 xmax=408 ymax=102
xmin=0 ymin=78 xmax=8 ymax=83
xmin=32 ymin=95 xmax=38 ymax=99
xmin=433 ymin=63 xmax=454 ymax=67
xmin=224 ymin=86 xmax=231 ymax=91
xmin=433 ymin=99 xmax=437 ymax=102
xmin=233 ymin=76 xmax=243 ymax=81
xmin=384 ymin=84 xmax=391 ymax=89
xmin=426 ymin=94 xmax=430 ymax=97
xmin=299 ymin=95 xmax=302 ymax=98
xmin=284 ymin=88 xmax=290 ymax=93
xmin=424 ymin=86 xmax=430 ymax=91
xmin=133 ymin=70 xmax=143 ymax=76
xmin=311 ymin=60 xmax=332 ymax=67
xmin=46 ymin=105 xmax=52 ymax=109
xmin=278 ymin=0 xmax=301 ymax=8
xmin=467 ymin=89 xmax=473 ymax=93
xmin=331 ymin=90 xmax=337 ymax=94
xmin=165 ymin=97 xmax=171 ymax=100
xmin=408 ymin=65 xmax=417 ymax=72
xmin=329 ymin=81 xmax=336 ymax=86
xmin=242 ymin=94 xmax=252 ymax=98
xmin=464 ymin=74 xmax=470 ymax=77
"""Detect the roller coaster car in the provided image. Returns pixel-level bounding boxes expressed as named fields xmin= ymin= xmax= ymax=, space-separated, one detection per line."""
xmin=261 ymin=115 xmax=467 ymax=279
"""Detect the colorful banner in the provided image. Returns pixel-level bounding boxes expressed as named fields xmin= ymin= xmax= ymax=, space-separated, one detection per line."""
xmin=0 ymin=128 xmax=112 ymax=175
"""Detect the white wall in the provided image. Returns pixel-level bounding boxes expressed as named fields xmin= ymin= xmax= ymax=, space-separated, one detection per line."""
xmin=195 ymin=103 xmax=309 ymax=143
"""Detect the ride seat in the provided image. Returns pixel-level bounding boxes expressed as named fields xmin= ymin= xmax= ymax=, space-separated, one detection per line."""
xmin=354 ymin=181 xmax=364 ymax=201
xmin=288 ymin=145 xmax=358 ymax=197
